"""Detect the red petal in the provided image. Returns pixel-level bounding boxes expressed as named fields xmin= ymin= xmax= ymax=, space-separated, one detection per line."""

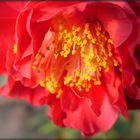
xmin=48 ymin=99 xmax=66 ymax=127
xmin=87 ymin=68 xmax=128 ymax=118
xmin=83 ymin=2 xmax=133 ymax=47
xmin=0 ymin=2 xmax=26 ymax=73
xmin=118 ymin=24 xmax=140 ymax=100
xmin=61 ymin=88 xmax=118 ymax=136
xmin=129 ymin=1 xmax=140 ymax=18
xmin=0 ymin=76 xmax=47 ymax=106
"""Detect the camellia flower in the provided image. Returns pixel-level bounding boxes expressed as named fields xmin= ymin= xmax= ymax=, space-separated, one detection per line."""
xmin=0 ymin=1 xmax=140 ymax=137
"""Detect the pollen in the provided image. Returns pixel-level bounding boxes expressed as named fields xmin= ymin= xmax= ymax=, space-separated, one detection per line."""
xmin=13 ymin=44 xmax=17 ymax=54
xmin=32 ymin=19 xmax=120 ymax=97
xmin=40 ymin=76 xmax=60 ymax=94
xmin=55 ymin=21 xmax=119 ymax=92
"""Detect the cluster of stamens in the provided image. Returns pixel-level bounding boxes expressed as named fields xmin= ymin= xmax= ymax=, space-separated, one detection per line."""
xmin=32 ymin=19 xmax=119 ymax=97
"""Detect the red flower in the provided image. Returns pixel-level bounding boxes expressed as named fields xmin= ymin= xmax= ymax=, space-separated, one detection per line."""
xmin=0 ymin=1 xmax=140 ymax=137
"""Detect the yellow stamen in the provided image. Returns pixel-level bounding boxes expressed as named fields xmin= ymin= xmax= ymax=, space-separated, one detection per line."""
xmin=13 ymin=44 xmax=17 ymax=54
xmin=32 ymin=20 xmax=119 ymax=98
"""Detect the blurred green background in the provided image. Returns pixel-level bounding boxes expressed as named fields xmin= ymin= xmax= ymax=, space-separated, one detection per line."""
xmin=0 ymin=76 xmax=140 ymax=139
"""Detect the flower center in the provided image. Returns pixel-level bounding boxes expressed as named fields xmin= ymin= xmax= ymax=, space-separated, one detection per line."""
xmin=32 ymin=19 xmax=119 ymax=98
